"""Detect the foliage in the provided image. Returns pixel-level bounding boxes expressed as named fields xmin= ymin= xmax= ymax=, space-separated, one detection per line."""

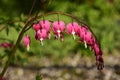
xmin=0 ymin=0 xmax=120 ymax=64
xmin=36 ymin=74 xmax=42 ymax=80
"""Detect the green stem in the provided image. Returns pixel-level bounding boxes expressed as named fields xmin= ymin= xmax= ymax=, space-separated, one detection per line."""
xmin=0 ymin=28 xmax=25 ymax=79
xmin=0 ymin=9 xmax=39 ymax=78
xmin=25 ymin=12 xmax=100 ymax=45
xmin=0 ymin=11 xmax=102 ymax=79
xmin=0 ymin=17 xmax=34 ymax=79
xmin=0 ymin=0 xmax=37 ymax=79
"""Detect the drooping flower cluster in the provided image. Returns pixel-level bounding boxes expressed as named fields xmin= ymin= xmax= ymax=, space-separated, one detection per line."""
xmin=76 ymin=26 xmax=104 ymax=70
xmin=0 ymin=42 xmax=13 ymax=48
xmin=23 ymin=20 xmax=104 ymax=70
xmin=33 ymin=20 xmax=50 ymax=45
xmin=66 ymin=23 xmax=104 ymax=69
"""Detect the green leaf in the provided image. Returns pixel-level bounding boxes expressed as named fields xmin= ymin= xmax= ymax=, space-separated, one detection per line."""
xmin=36 ymin=74 xmax=42 ymax=80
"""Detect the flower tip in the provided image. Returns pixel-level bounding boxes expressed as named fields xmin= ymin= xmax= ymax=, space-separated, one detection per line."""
xmin=23 ymin=35 xmax=31 ymax=51
xmin=96 ymin=61 xmax=104 ymax=70
xmin=84 ymin=41 xmax=87 ymax=48
xmin=40 ymin=38 xmax=44 ymax=46
xmin=27 ymin=45 xmax=30 ymax=51
xmin=72 ymin=33 xmax=76 ymax=40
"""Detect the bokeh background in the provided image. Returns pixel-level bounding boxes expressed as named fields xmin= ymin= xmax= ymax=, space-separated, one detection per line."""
xmin=0 ymin=0 xmax=120 ymax=80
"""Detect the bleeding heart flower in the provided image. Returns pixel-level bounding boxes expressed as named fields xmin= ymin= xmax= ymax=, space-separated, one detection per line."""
xmin=36 ymin=29 xmax=47 ymax=45
xmin=88 ymin=37 xmax=96 ymax=46
xmin=0 ymin=42 xmax=13 ymax=48
xmin=85 ymin=31 xmax=92 ymax=42
xmin=1 ymin=42 xmax=9 ymax=48
xmin=66 ymin=22 xmax=79 ymax=39
xmin=96 ymin=55 xmax=104 ymax=70
xmin=84 ymin=31 xmax=95 ymax=48
xmin=52 ymin=21 xmax=65 ymax=40
xmin=39 ymin=20 xmax=51 ymax=39
xmin=77 ymin=26 xmax=89 ymax=48
xmin=77 ymin=27 xmax=86 ymax=41
xmin=23 ymin=35 xmax=30 ymax=51
xmin=39 ymin=20 xmax=50 ymax=33
xmin=93 ymin=43 xmax=100 ymax=56
xmin=32 ymin=19 xmax=104 ymax=70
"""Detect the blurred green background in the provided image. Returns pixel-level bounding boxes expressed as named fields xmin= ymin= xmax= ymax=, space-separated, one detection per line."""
xmin=0 ymin=0 xmax=120 ymax=63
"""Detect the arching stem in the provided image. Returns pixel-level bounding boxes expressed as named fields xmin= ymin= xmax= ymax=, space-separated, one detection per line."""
xmin=0 ymin=11 xmax=102 ymax=79
xmin=0 ymin=15 xmax=37 ymax=80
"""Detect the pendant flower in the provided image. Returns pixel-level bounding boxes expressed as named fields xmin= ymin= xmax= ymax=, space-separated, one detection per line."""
xmin=23 ymin=35 xmax=31 ymax=51
xmin=35 ymin=29 xmax=47 ymax=46
xmin=0 ymin=42 xmax=13 ymax=48
xmin=66 ymin=22 xmax=79 ymax=39
xmin=39 ymin=20 xmax=51 ymax=39
xmin=31 ymin=18 xmax=104 ymax=70
xmin=52 ymin=21 xmax=65 ymax=40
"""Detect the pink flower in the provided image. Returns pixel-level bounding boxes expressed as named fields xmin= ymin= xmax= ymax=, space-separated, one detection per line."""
xmin=39 ymin=20 xmax=51 ymax=39
xmin=84 ymin=31 xmax=95 ymax=47
xmin=39 ymin=20 xmax=50 ymax=33
xmin=88 ymin=37 xmax=96 ymax=46
xmin=23 ymin=35 xmax=30 ymax=51
xmin=77 ymin=26 xmax=90 ymax=48
xmin=52 ymin=21 xmax=65 ymax=40
xmin=0 ymin=42 xmax=13 ymax=48
xmin=93 ymin=43 xmax=100 ymax=56
xmin=92 ymin=43 xmax=104 ymax=70
xmin=35 ymin=29 xmax=47 ymax=45
xmin=66 ymin=22 xmax=79 ymax=39
xmin=84 ymin=31 xmax=92 ymax=42
xmin=77 ymin=26 xmax=87 ymax=41
xmin=96 ymin=55 xmax=104 ymax=70
xmin=1 ymin=42 xmax=9 ymax=48
xmin=33 ymin=23 xmax=40 ymax=31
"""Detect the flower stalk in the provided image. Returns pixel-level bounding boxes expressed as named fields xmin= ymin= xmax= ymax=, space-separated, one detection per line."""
xmin=0 ymin=11 xmax=104 ymax=79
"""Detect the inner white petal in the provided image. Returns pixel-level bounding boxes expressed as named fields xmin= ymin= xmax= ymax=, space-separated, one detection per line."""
xmin=84 ymin=41 xmax=87 ymax=48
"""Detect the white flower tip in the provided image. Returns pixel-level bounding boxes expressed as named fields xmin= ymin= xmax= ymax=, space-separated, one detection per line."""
xmin=40 ymin=38 xmax=43 ymax=46
xmin=27 ymin=45 xmax=30 ymax=51
xmin=84 ymin=41 xmax=87 ymax=48
xmin=72 ymin=32 xmax=76 ymax=40
xmin=57 ymin=30 xmax=61 ymax=33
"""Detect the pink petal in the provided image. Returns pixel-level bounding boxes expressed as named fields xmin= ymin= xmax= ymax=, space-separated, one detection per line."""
xmin=33 ymin=23 xmax=40 ymax=31
xmin=66 ymin=22 xmax=79 ymax=34
xmin=52 ymin=21 xmax=65 ymax=33
xmin=23 ymin=36 xmax=30 ymax=47
xmin=52 ymin=21 xmax=65 ymax=39
xmin=39 ymin=20 xmax=50 ymax=33
xmin=85 ymin=31 xmax=92 ymax=43
xmin=36 ymin=29 xmax=47 ymax=40
xmin=93 ymin=43 xmax=100 ymax=56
